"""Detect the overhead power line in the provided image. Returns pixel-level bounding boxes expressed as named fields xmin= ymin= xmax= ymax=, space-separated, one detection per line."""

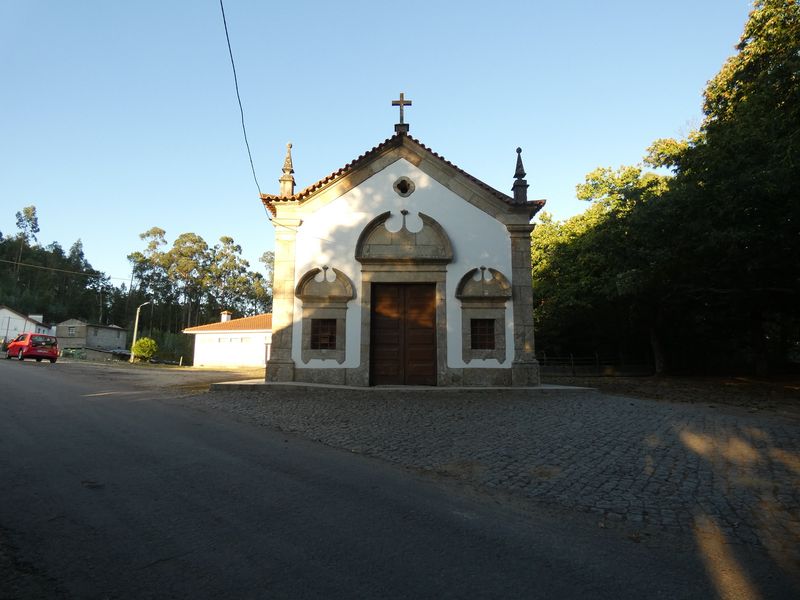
xmin=217 ymin=1 xmax=333 ymax=243
xmin=0 ymin=258 xmax=129 ymax=282
xmin=219 ymin=0 xmax=263 ymax=196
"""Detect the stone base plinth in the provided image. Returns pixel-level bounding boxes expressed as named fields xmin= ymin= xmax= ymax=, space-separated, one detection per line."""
xmin=511 ymin=360 xmax=541 ymax=386
xmin=265 ymin=359 xmax=295 ymax=383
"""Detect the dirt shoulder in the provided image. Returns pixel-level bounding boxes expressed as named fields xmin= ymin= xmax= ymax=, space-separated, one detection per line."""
xmin=55 ymin=360 xmax=263 ymax=393
xmin=545 ymin=374 xmax=800 ymax=418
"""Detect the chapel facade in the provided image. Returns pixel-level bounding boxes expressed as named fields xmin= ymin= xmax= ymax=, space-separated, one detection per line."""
xmin=260 ymin=104 xmax=544 ymax=387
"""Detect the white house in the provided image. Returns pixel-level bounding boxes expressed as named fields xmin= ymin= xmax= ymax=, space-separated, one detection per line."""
xmin=183 ymin=312 xmax=273 ymax=368
xmin=259 ymin=104 xmax=545 ymax=387
xmin=0 ymin=305 xmax=51 ymax=345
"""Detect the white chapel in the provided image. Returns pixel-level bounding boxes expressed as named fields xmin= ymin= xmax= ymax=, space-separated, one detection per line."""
xmin=260 ymin=96 xmax=545 ymax=386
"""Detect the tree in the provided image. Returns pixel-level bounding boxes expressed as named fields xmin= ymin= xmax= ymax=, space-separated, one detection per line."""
xmin=206 ymin=236 xmax=250 ymax=314
xmin=654 ymin=0 xmax=800 ymax=372
xmin=533 ymin=164 xmax=672 ymax=371
xmin=259 ymin=250 xmax=274 ymax=287
xmin=128 ymin=227 xmax=176 ymax=330
xmin=14 ymin=205 xmax=39 ymax=272
xmin=166 ymin=232 xmax=210 ymax=328
xmin=125 ymin=227 xmax=273 ymax=338
xmin=0 ymin=206 xmax=113 ymax=324
xmin=15 ymin=205 xmax=39 ymax=242
xmin=532 ymin=0 xmax=800 ymax=374
xmin=67 ymin=239 xmax=87 ymax=269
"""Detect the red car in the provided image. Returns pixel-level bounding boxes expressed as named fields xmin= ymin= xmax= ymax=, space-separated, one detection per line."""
xmin=5 ymin=333 xmax=59 ymax=363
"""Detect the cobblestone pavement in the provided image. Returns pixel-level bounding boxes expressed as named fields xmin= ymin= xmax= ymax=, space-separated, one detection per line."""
xmin=189 ymin=385 xmax=800 ymax=575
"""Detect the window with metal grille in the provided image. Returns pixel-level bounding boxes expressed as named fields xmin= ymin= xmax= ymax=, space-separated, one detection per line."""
xmin=470 ymin=318 xmax=495 ymax=350
xmin=310 ymin=319 xmax=337 ymax=350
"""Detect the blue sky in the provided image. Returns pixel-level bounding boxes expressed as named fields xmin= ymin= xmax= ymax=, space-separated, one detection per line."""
xmin=1 ymin=0 xmax=752 ymax=284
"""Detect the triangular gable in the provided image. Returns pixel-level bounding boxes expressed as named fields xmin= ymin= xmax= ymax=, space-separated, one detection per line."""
xmin=260 ymin=132 xmax=545 ymax=222
xmin=57 ymin=318 xmax=88 ymax=326
xmin=0 ymin=305 xmax=46 ymax=326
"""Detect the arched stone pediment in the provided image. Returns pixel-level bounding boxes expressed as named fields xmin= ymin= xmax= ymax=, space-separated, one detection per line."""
xmin=355 ymin=211 xmax=453 ymax=264
xmin=457 ymin=267 xmax=511 ymax=365
xmin=295 ymin=267 xmax=355 ymax=304
xmin=456 ymin=267 xmax=512 ymax=302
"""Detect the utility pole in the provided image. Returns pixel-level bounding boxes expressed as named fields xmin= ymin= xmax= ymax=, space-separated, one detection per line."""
xmin=3 ymin=316 xmax=11 ymax=347
xmin=129 ymin=301 xmax=150 ymax=363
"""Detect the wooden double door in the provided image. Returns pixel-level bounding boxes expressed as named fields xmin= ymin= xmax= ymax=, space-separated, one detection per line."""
xmin=370 ymin=283 xmax=437 ymax=386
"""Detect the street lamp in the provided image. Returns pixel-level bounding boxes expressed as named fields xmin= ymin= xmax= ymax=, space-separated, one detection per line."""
xmin=129 ymin=301 xmax=151 ymax=363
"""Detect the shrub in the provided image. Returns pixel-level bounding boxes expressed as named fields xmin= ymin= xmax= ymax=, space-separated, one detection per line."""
xmin=131 ymin=337 xmax=158 ymax=362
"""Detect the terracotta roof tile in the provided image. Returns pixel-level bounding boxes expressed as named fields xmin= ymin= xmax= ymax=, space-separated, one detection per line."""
xmin=183 ymin=313 xmax=272 ymax=333
xmin=260 ymin=132 xmax=545 ymax=215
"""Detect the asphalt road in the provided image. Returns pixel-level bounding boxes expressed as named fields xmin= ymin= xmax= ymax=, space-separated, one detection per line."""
xmin=0 ymin=360 xmax=789 ymax=599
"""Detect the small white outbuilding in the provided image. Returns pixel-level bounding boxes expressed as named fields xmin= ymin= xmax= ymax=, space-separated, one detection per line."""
xmin=0 ymin=305 xmax=51 ymax=345
xmin=183 ymin=312 xmax=272 ymax=368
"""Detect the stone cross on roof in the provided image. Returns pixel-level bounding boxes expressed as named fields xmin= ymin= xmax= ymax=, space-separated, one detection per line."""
xmin=392 ymin=93 xmax=412 ymax=133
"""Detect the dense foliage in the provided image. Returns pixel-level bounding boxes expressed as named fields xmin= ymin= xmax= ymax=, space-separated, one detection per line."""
xmin=532 ymin=0 xmax=800 ymax=374
xmin=127 ymin=227 xmax=272 ymax=334
xmin=0 ymin=207 xmax=114 ymax=325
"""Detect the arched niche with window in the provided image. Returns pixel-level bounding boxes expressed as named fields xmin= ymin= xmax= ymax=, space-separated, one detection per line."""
xmin=455 ymin=267 xmax=512 ymax=363
xmin=295 ymin=267 xmax=355 ymax=364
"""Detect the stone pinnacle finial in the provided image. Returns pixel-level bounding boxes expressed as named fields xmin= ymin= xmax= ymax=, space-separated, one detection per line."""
xmin=279 ymin=142 xmax=295 ymax=197
xmin=282 ymin=142 xmax=294 ymax=174
xmin=512 ymin=147 xmax=529 ymax=204
xmin=514 ymin=147 xmax=526 ymax=179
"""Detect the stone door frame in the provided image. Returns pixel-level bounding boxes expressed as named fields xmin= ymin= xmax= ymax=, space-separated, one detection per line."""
xmin=354 ymin=267 xmax=447 ymax=386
